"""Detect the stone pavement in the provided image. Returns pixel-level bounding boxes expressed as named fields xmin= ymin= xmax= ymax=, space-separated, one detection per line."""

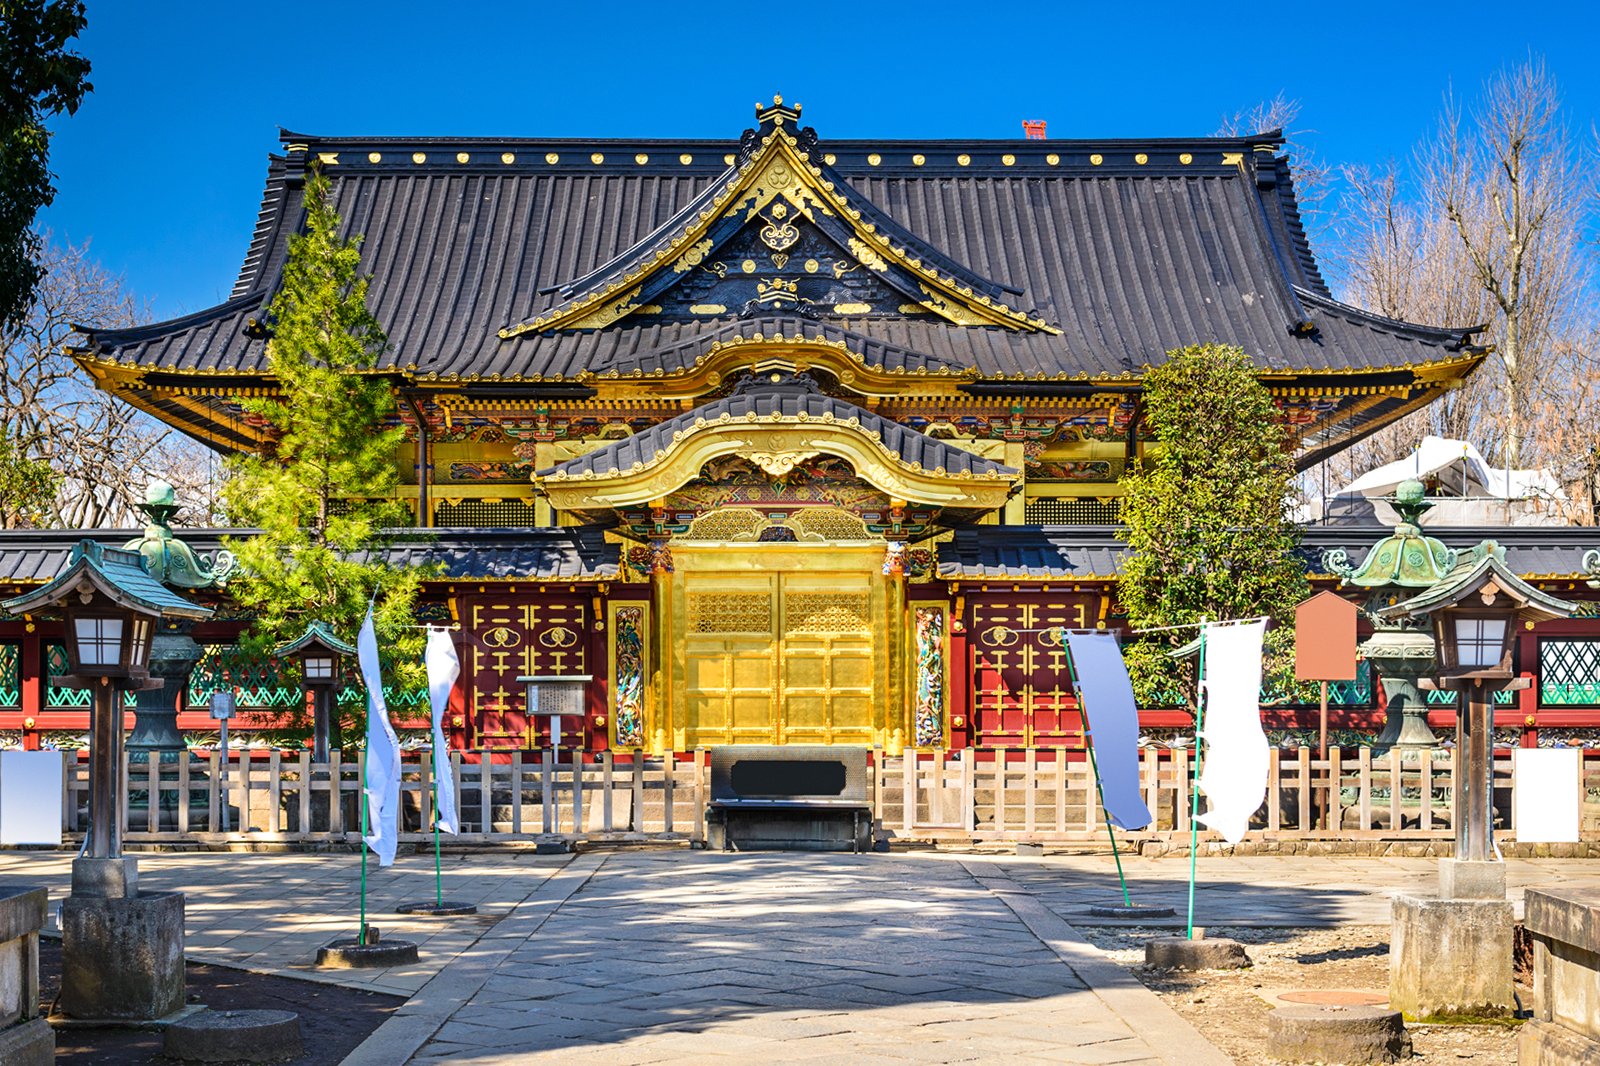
xmin=0 ymin=848 xmax=1597 ymax=1063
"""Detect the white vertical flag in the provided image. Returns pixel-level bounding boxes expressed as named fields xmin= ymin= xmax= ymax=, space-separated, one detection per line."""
xmin=1065 ymin=632 xmax=1152 ymax=830
xmin=1195 ymin=620 xmax=1268 ymax=845
xmin=358 ymin=605 xmax=402 ymax=866
xmin=425 ymin=627 xmax=461 ymax=835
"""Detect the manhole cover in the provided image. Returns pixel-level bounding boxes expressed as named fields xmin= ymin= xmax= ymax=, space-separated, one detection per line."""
xmin=1278 ymin=990 xmax=1389 ymax=1007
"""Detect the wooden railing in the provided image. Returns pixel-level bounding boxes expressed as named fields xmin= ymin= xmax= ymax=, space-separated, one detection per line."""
xmin=46 ymin=746 xmax=1600 ymax=846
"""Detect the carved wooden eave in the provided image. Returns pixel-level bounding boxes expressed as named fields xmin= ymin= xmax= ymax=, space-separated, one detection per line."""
xmin=579 ymin=332 xmax=982 ymax=401
xmin=536 ymin=412 xmax=1018 ymax=515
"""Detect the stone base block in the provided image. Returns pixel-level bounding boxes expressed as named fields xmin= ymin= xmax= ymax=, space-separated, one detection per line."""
xmin=1144 ymin=936 xmax=1251 ymax=970
xmin=165 ymin=1008 xmax=303 ymax=1063
xmin=316 ymin=938 xmax=419 ymax=969
xmin=396 ymin=900 xmax=476 ymax=916
xmin=71 ymin=856 xmax=139 ymax=899
xmin=1088 ymin=903 xmax=1177 ymax=919
xmin=1438 ymin=858 xmax=1506 ymax=901
xmin=1389 ymin=894 xmax=1514 ymax=1020
xmin=60 ymin=890 xmax=185 ymax=1021
xmin=0 ymin=1018 xmax=54 ymax=1066
xmin=1268 ymin=1004 xmax=1412 ymax=1063
xmin=1519 ymin=1018 xmax=1600 ymax=1065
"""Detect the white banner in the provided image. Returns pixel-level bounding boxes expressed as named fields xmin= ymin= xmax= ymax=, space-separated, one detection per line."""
xmin=1065 ymin=632 xmax=1152 ymax=830
xmin=1195 ymin=620 xmax=1268 ymax=845
xmin=358 ymin=606 xmax=402 ymax=866
xmin=1512 ymin=748 xmax=1581 ymax=844
xmin=426 ymin=627 xmax=461 ymax=835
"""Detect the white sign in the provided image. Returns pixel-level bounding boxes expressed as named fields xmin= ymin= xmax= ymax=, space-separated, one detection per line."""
xmin=1513 ymin=748 xmax=1582 ymax=844
xmin=209 ymin=691 xmax=236 ymax=720
xmin=0 ymin=751 xmax=64 ymax=846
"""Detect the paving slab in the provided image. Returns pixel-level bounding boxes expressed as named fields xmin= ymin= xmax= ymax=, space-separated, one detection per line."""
xmin=4 ymin=847 xmax=1598 ymax=1062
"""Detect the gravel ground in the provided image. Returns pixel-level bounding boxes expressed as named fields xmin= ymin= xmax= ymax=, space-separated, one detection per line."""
xmin=1078 ymin=924 xmax=1522 ymax=1064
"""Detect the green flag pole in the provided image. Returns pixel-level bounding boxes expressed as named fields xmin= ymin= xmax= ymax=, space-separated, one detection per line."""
xmin=1186 ymin=622 xmax=1208 ymax=941
xmin=433 ymin=773 xmax=443 ymax=908
xmin=1060 ymin=638 xmax=1132 ymax=908
xmin=359 ymin=751 xmax=370 ymax=945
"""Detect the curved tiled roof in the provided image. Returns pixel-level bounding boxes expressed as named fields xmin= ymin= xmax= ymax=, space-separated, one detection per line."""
xmin=75 ymin=120 xmax=1480 ymax=387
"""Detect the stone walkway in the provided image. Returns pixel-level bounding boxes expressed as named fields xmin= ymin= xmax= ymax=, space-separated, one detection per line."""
xmin=2 ymin=848 xmax=1597 ymax=1063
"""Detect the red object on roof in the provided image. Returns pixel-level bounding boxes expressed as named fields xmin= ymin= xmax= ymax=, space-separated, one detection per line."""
xmin=1021 ymin=120 xmax=1047 ymax=140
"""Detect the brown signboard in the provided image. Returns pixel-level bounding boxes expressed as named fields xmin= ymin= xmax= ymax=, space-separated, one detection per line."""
xmin=1294 ymin=590 xmax=1358 ymax=682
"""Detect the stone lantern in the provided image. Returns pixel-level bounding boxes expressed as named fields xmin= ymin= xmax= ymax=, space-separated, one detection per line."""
xmin=1322 ymin=479 xmax=1455 ymax=748
xmin=276 ymin=621 xmax=356 ymax=761
xmin=1381 ymin=539 xmax=1576 ymax=1021
xmin=2 ymin=540 xmax=212 ymax=1021
xmin=123 ymin=480 xmax=233 ymax=764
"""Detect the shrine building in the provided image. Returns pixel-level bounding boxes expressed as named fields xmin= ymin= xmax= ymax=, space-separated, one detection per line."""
xmin=7 ymin=97 xmax=1599 ymax=755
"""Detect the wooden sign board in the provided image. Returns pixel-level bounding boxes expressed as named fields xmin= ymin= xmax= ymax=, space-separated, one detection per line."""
xmin=1294 ymin=590 xmax=1358 ymax=682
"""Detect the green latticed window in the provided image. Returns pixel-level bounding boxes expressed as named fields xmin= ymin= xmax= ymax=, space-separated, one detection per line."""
xmin=189 ymin=644 xmax=430 ymax=717
xmin=47 ymin=643 xmax=134 ymax=710
xmin=0 ymin=644 xmax=19 ymax=709
xmin=1424 ymin=687 xmax=1515 ymax=707
xmin=1270 ymin=660 xmax=1374 ymax=707
xmin=1539 ymin=640 xmax=1600 ymax=706
xmin=188 ymin=645 xmax=301 ymax=711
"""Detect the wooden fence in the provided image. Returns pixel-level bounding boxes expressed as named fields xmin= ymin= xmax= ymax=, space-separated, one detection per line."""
xmin=52 ymin=746 xmax=1600 ymax=846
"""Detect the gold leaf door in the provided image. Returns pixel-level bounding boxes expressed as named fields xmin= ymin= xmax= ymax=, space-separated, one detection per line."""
xmin=672 ymin=546 xmax=888 ymax=748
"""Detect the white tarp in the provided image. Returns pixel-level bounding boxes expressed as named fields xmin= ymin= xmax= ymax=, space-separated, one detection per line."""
xmin=1064 ymin=632 xmax=1152 ymax=830
xmin=1512 ymin=748 xmax=1582 ymax=844
xmin=1338 ymin=435 xmax=1560 ymax=500
xmin=0 ymin=751 xmax=62 ymax=846
xmin=358 ymin=606 xmax=402 ymax=866
xmin=1195 ymin=620 xmax=1268 ymax=845
xmin=426 ymin=627 xmax=461 ymax=835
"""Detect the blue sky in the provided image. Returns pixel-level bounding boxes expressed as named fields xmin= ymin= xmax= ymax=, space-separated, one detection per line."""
xmin=39 ymin=0 xmax=1600 ymax=322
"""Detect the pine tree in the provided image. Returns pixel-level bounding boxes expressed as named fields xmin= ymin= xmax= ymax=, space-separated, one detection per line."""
xmin=1118 ymin=344 xmax=1311 ymax=708
xmin=222 ymin=168 xmax=426 ymax=741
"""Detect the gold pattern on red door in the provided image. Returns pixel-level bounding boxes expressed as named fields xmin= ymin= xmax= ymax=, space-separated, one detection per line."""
xmin=461 ymin=595 xmax=587 ymax=749
xmin=969 ymin=596 xmax=1099 ymax=748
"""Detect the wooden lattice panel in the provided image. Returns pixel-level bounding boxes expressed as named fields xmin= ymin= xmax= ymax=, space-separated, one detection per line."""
xmin=688 ymin=592 xmax=772 ymax=634
xmin=786 ymin=593 xmax=871 ymax=633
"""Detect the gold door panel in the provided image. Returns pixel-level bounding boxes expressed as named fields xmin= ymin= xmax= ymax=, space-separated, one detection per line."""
xmin=674 ymin=549 xmax=888 ymax=749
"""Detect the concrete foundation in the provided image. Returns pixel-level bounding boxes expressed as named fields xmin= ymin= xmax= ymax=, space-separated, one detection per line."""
xmin=0 ymin=887 xmax=51 ymax=1066
xmin=164 ymin=1008 xmax=303 ymax=1063
xmin=1144 ymin=936 xmax=1251 ymax=970
xmin=1267 ymin=1004 xmax=1412 ymax=1063
xmin=1438 ymin=858 xmax=1506 ymax=901
xmin=1520 ymin=886 xmax=1600 ymax=1064
xmin=1389 ymin=894 xmax=1514 ymax=1020
xmin=60 ymin=890 xmax=186 ymax=1021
